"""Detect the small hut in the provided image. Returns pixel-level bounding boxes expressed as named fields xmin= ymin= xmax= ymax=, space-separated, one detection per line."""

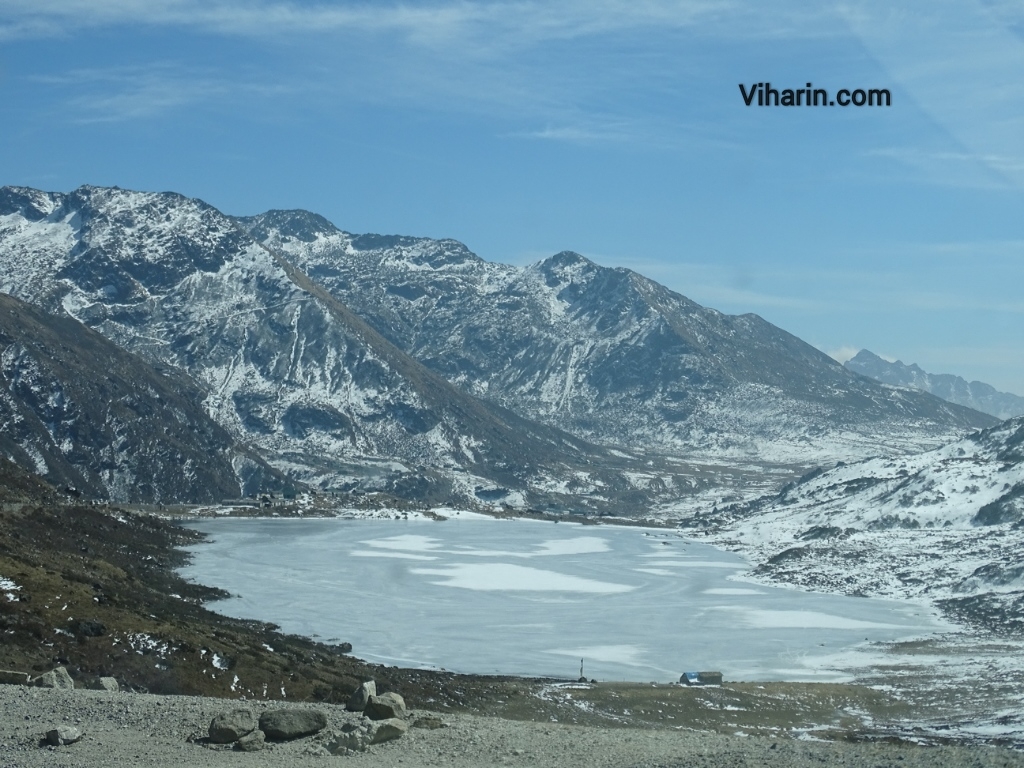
xmin=679 ymin=671 xmax=723 ymax=686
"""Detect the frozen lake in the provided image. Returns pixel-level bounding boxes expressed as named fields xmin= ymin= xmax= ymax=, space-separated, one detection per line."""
xmin=180 ymin=514 xmax=945 ymax=682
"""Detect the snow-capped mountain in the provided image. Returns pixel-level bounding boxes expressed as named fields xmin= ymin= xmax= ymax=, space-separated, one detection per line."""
xmin=241 ymin=209 xmax=994 ymax=464
xmin=846 ymin=349 xmax=1024 ymax=420
xmin=0 ymin=292 xmax=287 ymax=502
xmin=0 ymin=185 xmax=651 ymax=509
xmin=0 ymin=184 xmax=998 ymax=507
xmin=691 ymin=417 xmax=1024 ymax=633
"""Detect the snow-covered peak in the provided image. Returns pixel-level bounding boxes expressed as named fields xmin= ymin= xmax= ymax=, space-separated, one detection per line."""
xmin=238 ymin=209 xmax=344 ymax=244
xmin=847 ymin=349 xmax=1024 ymax=420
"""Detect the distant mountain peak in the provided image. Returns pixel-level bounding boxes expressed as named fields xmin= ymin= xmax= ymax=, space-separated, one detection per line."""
xmin=237 ymin=209 xmax=343 ymax=243
xmin=847 ymin=349 xmax=1024 ymax=421
xmin=539 ymin=250 xmax=596 ymax=271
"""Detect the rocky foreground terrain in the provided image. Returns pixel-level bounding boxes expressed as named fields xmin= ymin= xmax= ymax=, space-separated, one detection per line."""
xmin=5 ymin=684 xmax=1024 ymax=768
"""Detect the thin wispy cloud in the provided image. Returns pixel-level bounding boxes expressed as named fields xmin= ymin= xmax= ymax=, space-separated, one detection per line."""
xmin=843 ymin=0 xmax=1024 ymax=188
xmin=30 ymin=64 xmax=296 ymax=122
xmin=510 ymin=125 xmax=637 ymax=144
xmin=4 ymin=3 xmax=732 ymax=139
xmin=0 ymin=1 xmax=834 ymax=46
xmin=866 ymin=147 xmax=1024 ymax=189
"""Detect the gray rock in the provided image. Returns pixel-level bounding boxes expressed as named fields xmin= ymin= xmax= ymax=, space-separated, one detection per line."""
xmin=87 ymin=676 xmax=119 ymax=692
xmin=413 ymin=715 xmax=445 ymax=729
xmin=97 ymin=676 xmax=119 ymax=692
xmin=368 ymin=717 xmax=408 ymax=744
xmin=35 ymin=667 xmax=74 ymax=690
xmin=209 ymin=708 xmax=257 ymax=744
xmin=45 ymin=726 xmax=83 ymax=746
xmin=258 ymin=708 xmax=327 ymax=741
xmin=326 ymin=724 xmax=370 ymax=755
xmin=0 ymin=670 xmax=32 ymax=686
xmin=346 ymin=679 xmax=376 ymax=711
xmin=234 ymin=728 xmax=266 ymax=752
xmin=365 ymin=692 xmax=406 ymax=721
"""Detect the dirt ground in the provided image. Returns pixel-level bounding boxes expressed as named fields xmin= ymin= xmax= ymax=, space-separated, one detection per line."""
xmin=4 ymin=685 xmax=1024 ymax=768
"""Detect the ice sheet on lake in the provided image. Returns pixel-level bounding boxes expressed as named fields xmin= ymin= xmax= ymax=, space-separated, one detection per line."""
xmin=362 ymin=534 xmax=609 ymax=560
xmin=410 ymin=563 xmax=634 ymax=593
xmin=181 ymin=517 xmax=945 ymax=682
xmin=350 ymin=550 xmax=438 ymax=561
xmin=545 ymin=644 xmax=648 ymax=667
xmin=364 ymin=534 xmax=442 ymax=552
xmin=712 ymin=606 xmax=914 ymax=630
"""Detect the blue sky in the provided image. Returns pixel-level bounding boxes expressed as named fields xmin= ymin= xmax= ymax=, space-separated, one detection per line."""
xmin=2 ymin=1 xmax=1023 ymax=394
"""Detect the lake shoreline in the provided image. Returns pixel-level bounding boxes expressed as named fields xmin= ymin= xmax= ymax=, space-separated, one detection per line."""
xmin=3 ymin=501 xmax=1021 ymax=749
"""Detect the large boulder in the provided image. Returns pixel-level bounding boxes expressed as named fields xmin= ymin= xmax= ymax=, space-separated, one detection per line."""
xmin=346 ymin=679 xmax=376 ymax=712
xmin=258 ymin=708 xmax=327 ymax=741
xmin=209 ymin=709 xmax=257 ymax=744
xmin=365 ymin=692 xmax=406 ymax=721
xmin=35 ymin=667 xmax=74 ymax=689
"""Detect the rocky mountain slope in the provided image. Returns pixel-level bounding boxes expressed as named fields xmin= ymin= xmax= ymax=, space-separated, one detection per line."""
xmin=688 ymin=417 xmax=1024 ymax=633
xmin=0 ymin=186 xmax=649 ymax=510
xmin=0 ymin=184 xmax=998 ymax=507
xmin=241 ymin=210 xmax=994 ymax=464
xmin=846 ymin=349 xmax=1024 ymax=420
xmin=0 ymin=292 xmax=286 ymax=502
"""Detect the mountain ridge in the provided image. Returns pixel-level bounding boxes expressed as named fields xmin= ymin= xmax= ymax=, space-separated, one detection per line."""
xmin=846 ymin=349 xmax=1024 ymax=421
xmin=241 ymin=207 xmax=995 ymax=464
xmin=0 ymin=183 xmax=999 ymax=507
xmin=0 ymin=185 xmax=655 ymax=510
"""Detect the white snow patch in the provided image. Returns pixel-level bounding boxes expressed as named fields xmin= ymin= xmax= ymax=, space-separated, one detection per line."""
xmin=409 ymin=563 xmax=634 ymax=593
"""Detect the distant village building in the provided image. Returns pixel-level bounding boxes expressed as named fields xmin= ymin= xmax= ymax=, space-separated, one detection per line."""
xmin=680 ymin=671 xmax=723 ymax=686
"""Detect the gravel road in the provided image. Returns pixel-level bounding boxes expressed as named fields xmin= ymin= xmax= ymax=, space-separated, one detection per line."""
xmin=3 ymin=686 xmax=1023 ymax=768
